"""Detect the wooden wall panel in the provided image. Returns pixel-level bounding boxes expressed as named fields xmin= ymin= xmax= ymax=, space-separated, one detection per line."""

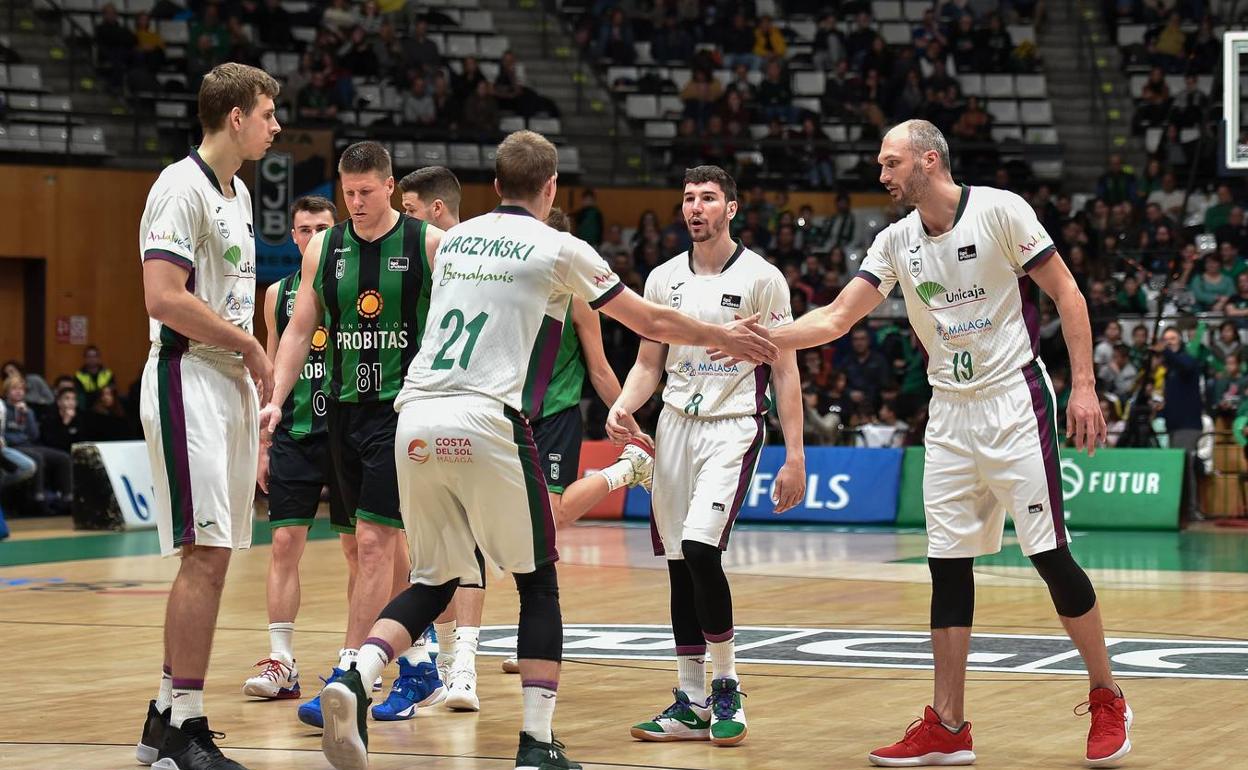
xmin=1 ymin=163 xmax=888 ymax=389
xmin=0 ymin=260 xmax=26 ymax=364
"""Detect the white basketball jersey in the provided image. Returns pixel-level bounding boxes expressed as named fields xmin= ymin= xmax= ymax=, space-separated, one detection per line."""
xmin=139 ymin=149 xmax=256 ymax=358
xmin=644 ymin=243 xmax=792 ymax=418
xmin=397 ymin=206 xmax=622 ymax=417
xmin=858 ymin=185 xmax=1056 ymax=394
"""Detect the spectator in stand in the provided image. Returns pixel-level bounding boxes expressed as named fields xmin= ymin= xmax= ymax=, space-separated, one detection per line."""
xmin=598 ymin=224 xmax=629 ymax=261
xmin=3 ymin=375 xmax=71 ymax=513
xmin=358 ymin=0 xmax=383 ymax=35
xmin=843 ymin=326 xmax=894 ymax=404
xmin=1152 ymin=12 xmax=1187 ymax=70
xmin=680 ymin=67 xmax=723 ymax=128
xmin=813 ymin=12 xmax=847 ymax=71
xmin=1 ymin=405 xmax=38 ymax=512
xmin=823 ymin=192 xmax=858 ymax=252
xmin=95 ymin=3 xmax=136 ymax=88
xmin=794 ymin=118 xmax=835 ymax=189
xmin=134 ymin=12 xmax=166 ymax=70
xmin=1094 ymin=319 xmax=1124 ymax=370
xmin=753 ymin=15 xmax=787 ymax=59
xmin=84 ymin=384 xmax=130 ymax=442
xmin=948 ymin=13 xmax=978 ymax=71
xmin=189 ymin=33 xmax=225 ymax=87
xmin=660 ymin=203 xmax=692 ymax=254
xmin=721 ymin=12 xmax=759 ymax=71
xmin=846 ymin=11 xmax=878 ymax=66
xmin=1205 ymin=184 xmax=1236 ymax=233
xmin=575 ymin=189 xmax=604 ymax=247
xmin=1217 ymin=207 xmax=1248 ymax=254
xmin=1158 ymin=326 xmax=1204 ymax=518
xmin=1097 ymin=153 xmax=1138 ymax=206
xmin=297 ymin=69 xmax=339 ymax=122
xmin=403 ymin=19 xmax=442 ymax=74
xmin=2 ymin=362 xmax=54 ymax=412
xmin=1147 ymin=171 xmax=1185 ymax=221
xmin=725 ymin=63 xmax=757 ymax=103
xmin=258 ymin=0 xmax=295 ymax=49
xmin=401 ymin=71 xmax=437 ymax=127
xmin=1206 ymin=353 xmax=1246 ymax=416
xmin=978 ymin=13 xmax=1013 ymax=72
xmin=596 ymin=10 xmax=636 ymax=65
xmin=717 ymin=87 xmax=751 ymax=128
xmin=41 ymin=386 xmax=83 ymax=454
xmin=1188 ymin=252 xmax=1236 ymax=312
xmin=71 ymin=344 xmax=112 ymax=411
xmin=1117 ymin=273 xmax=1150 ymax=314
xmin=891 ymin=69 xmax=927 ymax=121
xmin=756 ymin=57 xmax=796 ymax=123
xmin=856 ymin=401 xmax=909 ymax=448
xmin=338 ymin=26 xmax=379 ymax=79
xmin=652 ymin=13 xmax=694 ymax=63
xmin=771 ymin=225 xmax=805 ymax=268
xmin=861 ymin=36 xmax=895 ymax=79
xmin=1173 ymin=73 xmax=1211 ymax=130
xmin=373 ymin=22 xmax=405 ymax=82
xmin=849 ymin=68 xmax=888 ymax=132
xmin=191 ymin=4 xmax=230 ymax=59
xmin=1138 ymin=157 xmax=1166 ymax=199
xmin=1211 ymin=319 xmax=1243 ymax=363
xmin=1101 ymin=396 xmax=1125 ymax=447
xmin=460 ymin=79 xmax=499 ymax=139
xmin=321 ymin=0 xmax=359 ymax=36
xmin=495 ymin=51 xmax=560 ymax=118
xmin=1100 ymin=344 xmax=1140 ymax=403
xmin=951 ymin=95 xmax=991 ymax=141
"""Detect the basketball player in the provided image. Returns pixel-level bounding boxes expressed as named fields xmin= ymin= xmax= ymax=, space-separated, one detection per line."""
xmin=260 ymin=141 xmax=446 ymax=729
xmin=135 ymin=62 xmax=279 ymax=770
xmin=760 ymin=120 xmax=1130 ymax=767
xmin=242 ymin=195 xmax=352 ymax=700
xmin=315 ymin=130 xmax=775 ymax=770
xmin=610 ymin=166 xmax=805 ymax=747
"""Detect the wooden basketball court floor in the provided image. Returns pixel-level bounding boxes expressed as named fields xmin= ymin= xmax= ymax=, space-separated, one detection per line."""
xmin=3 ymin=513 xmax=1248 ymax=769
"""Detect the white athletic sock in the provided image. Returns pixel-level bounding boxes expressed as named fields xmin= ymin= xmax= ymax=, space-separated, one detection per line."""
xmin=170 ymin=682 xmax=204 ymax=728
xmin=155 ymin=665 xmax=173 ymax=712
xmin=356 ymin=640 xmax=393 ymax=688
xmin=337 ymin=648 xmax=359 ymax=672
xmin=677 ymin=654 xmax=707 ymax=704
xmin=522 ymin=680 xmax=558 ymax=743
xmin=708 ymin=637 xmax=738 ymax=682
xmin=399 ymin=634 xmax=428 ymax=665
xmin=269 ymin=622 xmax=295 ymax=663
xmin=596 ymin=457 xmax=634 ymax=492
xmin=454 ymin=626 xmax=480 ymax=669
xmin=433 ymin=621 xmax=457 ymax=658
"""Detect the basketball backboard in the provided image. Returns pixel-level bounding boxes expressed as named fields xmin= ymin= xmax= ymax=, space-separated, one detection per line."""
xmin=1222 ymin=31 xmax=1248 ymax=174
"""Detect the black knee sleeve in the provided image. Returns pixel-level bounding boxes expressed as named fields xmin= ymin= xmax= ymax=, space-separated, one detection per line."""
xmin=929 ymin=557 xmax=975 ymax=628
xmin=668 ymin=560 xmax=704 ymax=649
xmin=378 ymin=580 xmax=458 ymax=643
xmin=681 ymin=540 xmax=733 ymax=637
xmin=1029 ymin=547 xmax=1097 ymax=618
xmin=514 ymin=563 xmax=562 ymax=662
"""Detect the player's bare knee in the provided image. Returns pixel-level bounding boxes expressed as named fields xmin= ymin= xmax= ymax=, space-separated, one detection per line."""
xmin=270 ymin=527 xmax=306 ymax=564
xmin=354 ymin=523 xmax=397 ymax=565
xmin=928 ymin=557 xmax=975 ymax=628
xmin=1029 ymin=547 xmax=1096 ymax=618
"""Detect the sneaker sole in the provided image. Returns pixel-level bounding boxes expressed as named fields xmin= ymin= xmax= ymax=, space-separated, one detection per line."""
xmin=243 ymin=682 xmax=301 ymax=699
xmin=371 ymin=703 xmax=417 ymax=721
xmin=710 ymin=725 xmax=748 ymax=747
xmin=868 ymin=750 xmax=977 ymax=767
xmin=445 ymin=690 xmax=480 ymax=711
xmin=321 ymin=683 xmax=368 ymax=770
xmin=1085 ymin=704 xmax=1133 ymax=767
xmin=135 ymin=742 xmax=158 ymax=765
xmin=630 ymin=726 xmax=710 ymax=742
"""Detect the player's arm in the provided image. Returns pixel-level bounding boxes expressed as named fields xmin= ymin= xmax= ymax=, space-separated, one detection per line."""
xmin=769 ymin=347 xmax=805 ymax=513
xmin=599 ymin=288 xmax=777 ymax=364
xmin=768 ymin=276 xmax=885 ymax=351
xmin=262 ymin=229 xmax=326 ymax=438
xmin=423 ymin=222 xmax=444 ymax=270
xmin=143 ymin=259 xmax=271 ymax=399
xmin=570 ymin=297 xmax=623 ymax=407
xmin=263 ymin=282 xmax=281 ymax=361
xmin=1030 ymin=250 xmax=1107 ymax=455
xmin=606 ymin=338 xmax=667 ymax=444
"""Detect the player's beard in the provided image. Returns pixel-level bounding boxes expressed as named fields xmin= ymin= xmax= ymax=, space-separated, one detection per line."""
xmin=899 ymin=163 xmax=930 ymax=207
xmin=691 ymin=210 xmax=728 ymax=243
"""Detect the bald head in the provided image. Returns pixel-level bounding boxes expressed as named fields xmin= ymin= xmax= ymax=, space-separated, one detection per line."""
xmin=887 ymin=120 xmax=950 ymax=172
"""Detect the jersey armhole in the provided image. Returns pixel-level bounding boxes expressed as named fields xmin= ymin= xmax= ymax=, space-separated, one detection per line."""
xmin=311 ymin=227 xmax=332 ymax=297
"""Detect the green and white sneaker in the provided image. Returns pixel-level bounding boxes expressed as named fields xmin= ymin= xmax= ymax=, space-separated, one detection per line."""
xmin=320 ymin=664 xmax=370 ymax=770
xmin=630 ymin=689 xmax=711 ymax=741
xmin=515 ymin=731 xmax=582 ymax=770
xmin=619 ymin=439 xmax=654 ymax=492
xmin=709 ymin=678 xmax=748 ymax=746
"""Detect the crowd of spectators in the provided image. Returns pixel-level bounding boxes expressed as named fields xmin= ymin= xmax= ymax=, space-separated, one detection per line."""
xmin=90 ymin=0 xmax=558 ymax=141
xmin=0 ymin=347 xmax=140 ymax=519
xmin=586 ymin=1 xmax=1044 ymax=186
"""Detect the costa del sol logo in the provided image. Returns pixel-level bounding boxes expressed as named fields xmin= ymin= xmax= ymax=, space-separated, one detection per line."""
xmin=310 ymin=326 xmax=329 ymax=352
xmin=357 ymin=290 xmax=383 ymax=319
xmin=407 ymin=439 xmax=430 ymax=464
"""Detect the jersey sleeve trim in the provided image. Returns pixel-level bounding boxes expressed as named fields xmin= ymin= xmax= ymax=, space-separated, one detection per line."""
xmin=588 ymin=281 xmax=624 ymax=310
xmin=856 ymin=269 xmax=882 ymax=288
xmin=1022 ymin=244 xmax=1057 ymax=273
xmin=143 ymin=249 xmax=194 ymax=269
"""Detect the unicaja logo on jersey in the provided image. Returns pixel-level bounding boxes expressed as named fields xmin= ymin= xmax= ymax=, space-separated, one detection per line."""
xmin=916 ymin=282 xmax=988 ymax=310
xmin=357 ymin=290 xmax=383 ymax=319
xmin=407 ymin=439 xmax=430 ymax=464
xmin=310 ymin=326 xmax=329 ymax=352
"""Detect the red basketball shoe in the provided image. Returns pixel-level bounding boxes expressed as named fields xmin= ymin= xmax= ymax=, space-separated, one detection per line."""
xmin=868 ymin=706 xmax=975 ymax=767
xmin=1078 ymin=687 xmax=1132 ymax=767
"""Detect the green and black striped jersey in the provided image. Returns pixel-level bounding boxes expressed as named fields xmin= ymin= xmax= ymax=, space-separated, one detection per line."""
xmin=312 ymin=214 xmax=432 ymax=403
xmin=274 ymin=270 xmax=328 ymax=440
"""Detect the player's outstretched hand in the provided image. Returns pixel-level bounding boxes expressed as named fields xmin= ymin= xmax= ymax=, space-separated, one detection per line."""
xmin=257 ymin=445 xmax=271 ymax=494
xmin=606 ymin=403 xmax=637 ymax=445
xmin=259 ymin=402 xmax=282 ymax=447
xmin=244 ymin=340 xmax=274 ymax=405
xmin=716 ymin=313 xmax=777 ymax=365
xmin=772 ymin=460 xmax=805 ymax=514
xmin=1066 ymin=386 xmax=1107 ymax=457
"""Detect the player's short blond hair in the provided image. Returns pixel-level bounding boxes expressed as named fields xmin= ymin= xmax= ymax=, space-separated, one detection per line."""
xmin=495 ymin=130 xmax=557 ymax=200
xmin=198 ymin=63 xmax=280 ymax=133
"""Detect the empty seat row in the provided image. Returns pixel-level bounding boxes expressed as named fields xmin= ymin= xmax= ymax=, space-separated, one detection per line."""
xmin=0 ymin=123 xmax=107 ymax=154
xmin=384 ymin=141 xmax=579 ymax=172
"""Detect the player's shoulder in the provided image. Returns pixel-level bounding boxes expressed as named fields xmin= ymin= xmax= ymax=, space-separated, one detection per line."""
xmin=649 ymin=252 xmax=687 ymax=284
xmin=869 ymin=213 xmax=920 ymax=256
xmin=150 ymin=155 xmax=203 ymax=197
xmin=737 ymin=246 xmax=782 ymax=277
xmin=970 ymin=184 xmax=1027 ymax=215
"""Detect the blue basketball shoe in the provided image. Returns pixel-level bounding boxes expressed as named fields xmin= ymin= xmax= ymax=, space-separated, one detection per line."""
xmin=371 ymin=658 xmax=446 ymax=721
xmin=298 ymin=667 xmax=346 ymax=728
